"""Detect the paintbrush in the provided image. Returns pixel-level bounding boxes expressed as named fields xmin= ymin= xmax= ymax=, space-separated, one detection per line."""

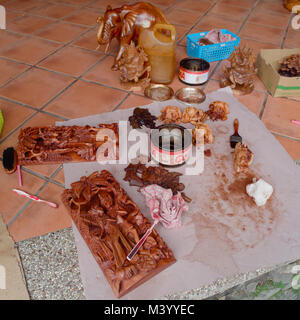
xmin=230 ymin=118 xmax=242 ymax=148
xmin=2 ymin=147 xmax=23 ymax=186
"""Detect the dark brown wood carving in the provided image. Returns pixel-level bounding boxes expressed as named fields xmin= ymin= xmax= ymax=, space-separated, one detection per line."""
xmin=96 ymin=2 xmax=169 ymax=70
xmin=61 ymin=170 xmax=176 ymax=298
xmin=17 ymin=123 xmax=119 ymax=165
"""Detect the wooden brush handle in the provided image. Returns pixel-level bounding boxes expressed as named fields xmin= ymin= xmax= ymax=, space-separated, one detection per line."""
xmin=234 ymin=119 xmax=239 ymax=134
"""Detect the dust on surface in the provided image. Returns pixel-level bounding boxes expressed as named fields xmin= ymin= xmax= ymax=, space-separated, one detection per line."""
xmin=183 ymin=151 xmax=282 ymax=271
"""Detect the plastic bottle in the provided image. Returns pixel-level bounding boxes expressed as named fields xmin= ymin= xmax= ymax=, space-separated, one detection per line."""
xmin=139 ymin=24 xmax=176 ymax=84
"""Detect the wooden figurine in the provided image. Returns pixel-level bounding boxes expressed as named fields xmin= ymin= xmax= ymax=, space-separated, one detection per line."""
xmin=220 ymin=46 xmax=257 ymax=95
xmin=118 ymin=41 xmax=151 ymax=91
xmin=96 ymin=2 xmax=169 ymax=70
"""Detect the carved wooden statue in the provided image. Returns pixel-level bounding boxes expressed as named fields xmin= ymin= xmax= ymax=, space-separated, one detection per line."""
xmin=220 ymin=46 xmax=257 ymax=95
xmin=96 ymin=2 xmax=169 ymax=70
xmin=118 ymin=41 xmax=151 ymax=91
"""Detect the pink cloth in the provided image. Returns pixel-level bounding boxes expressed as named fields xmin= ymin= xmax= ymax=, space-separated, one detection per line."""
xmin=141 ymin=185 xmax=188 ymax=229
xmin=205 ymin=29 xmax=235 ymax=44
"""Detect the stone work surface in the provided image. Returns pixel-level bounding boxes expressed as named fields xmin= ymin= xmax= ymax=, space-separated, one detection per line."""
xmin=17 ymin=227 xmax=84 ymax=300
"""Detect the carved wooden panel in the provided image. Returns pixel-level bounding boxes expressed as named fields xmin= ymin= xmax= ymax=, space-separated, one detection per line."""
xmin=61 ymin=170 xmax=176 ymax=298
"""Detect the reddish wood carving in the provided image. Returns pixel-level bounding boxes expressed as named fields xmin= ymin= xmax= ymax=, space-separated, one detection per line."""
xmin=17 ymin=124 xmax=119 ymax=165
xmin=96 ymin=2 xmax=169 ymax=70
xmin=61 ymin=170 xmax=176 ymax=298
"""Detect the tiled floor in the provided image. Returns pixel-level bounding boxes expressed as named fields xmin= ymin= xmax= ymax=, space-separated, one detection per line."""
xmin=0 ymin=0 xmax=299 ymax=243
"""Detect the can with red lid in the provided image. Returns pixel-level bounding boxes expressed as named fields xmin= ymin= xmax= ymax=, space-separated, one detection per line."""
xmin=179 ymin=58 xmax=210 ymax=85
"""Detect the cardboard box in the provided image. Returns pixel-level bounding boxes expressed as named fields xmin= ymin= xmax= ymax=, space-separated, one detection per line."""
xmin=257 ymin=48 xmax=300 ymax=97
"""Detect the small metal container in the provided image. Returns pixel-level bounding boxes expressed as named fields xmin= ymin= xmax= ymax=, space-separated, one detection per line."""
xmin=150 ymin=124 xmax=192 ymax=167
xmin=175 ymin=87 xmax=206 ymax=105
xmin=144 ymin=84 xmax=174 ymax=101
xmin=178 ymin=58 xmax=210 ymax=85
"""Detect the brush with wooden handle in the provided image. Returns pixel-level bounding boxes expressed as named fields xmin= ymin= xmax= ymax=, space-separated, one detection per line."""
xmin=230 ymin=118 xmax=242 ymax=148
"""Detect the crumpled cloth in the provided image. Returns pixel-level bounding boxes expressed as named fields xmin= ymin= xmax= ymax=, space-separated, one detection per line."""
xmin=205 ymin=29 xmax=236 ymax=44
xmin=141 ymin=184 xmax=188 ymax=229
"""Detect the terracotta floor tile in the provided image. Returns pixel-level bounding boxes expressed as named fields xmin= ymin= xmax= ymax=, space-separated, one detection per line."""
xmin=166 ymin=8 xmax=202 ymax=27
xmin=38 ymin=46 xmax=103 ymax=77
xmin=72 ymin=29 xmax=118 ymax=53
xmin=0 ymin=171 xmax=45 ymax=224
xmin=273 ymin=134 xmax=300 ymax=160
xmin=8 ymin=182 xmax=71 ymax=242
xmin=240 ymin=22 xmax=285 ymax=46
xmin=0 ymin=58 xmax=29 ymax=86
xmin=87 ymin=0 xmax=130 ymax=10
xmin=0 ymin=99 xmax=34 ymax=140
xmin=174 ymin=0 xmax=212 ymax=13
xmin=284 ymin=28 xmax=300 ymax=48
xmin=248 ymin=9 xmax=290 ymax=29
xmin=63 ymin=8 xmax=101 ymax=26
xmin=0 ymin=31 xmax=24 ymax=51
xmin=210 ymin=3 xmax=250 ymax=23
xmin=194 ymin=13 xmax=241 ymax=34
xmin=44 ymin=80 xmax=127 ymax=119
xmin=0 ymin=112 xmax=61 ymax=157
xmin=57 ymin=0 xmax=94 ymax=6
xmin=239 ymin=38 xmax=278 ymax=60
xmin=36 ymin=21 xmax=88 ymax=43
xmin=8 ymin=14 xmax=54 ymax=35
xmin=0 ymin=68 xmax=74 ymax=108
xmin=6 ymin=11 xmax=23 ymax=22
xmin=0 ymin=37 xmax=62 ymax=64
xmin=175 ymin=25 xmax=189 ymax=43
xmin=23 ymin=164 xmax=60 ymax=179
xmin=254 ymin=0 xmax=290 ymax=16
xmin=262 ymin=96 xmax=300 ymax=140
xmin=53 ymin=168 xmax=65 ymax=186
xmin=83 ymin=55 xmax=124 ymax=89
xmin=204 ymin=79 xmax=221 ymax=93
xmin=234 ymin=90 xmax=266 ymax=117
xmin=219 ymin=0 xmax=256 ymax=9
xmin=29 ymin=2 xmax=76 ymax=19
xmin=117 ymin=94 xmax=151 ymax=110
xmin=5 ymin=0 xmax=46 ymax=13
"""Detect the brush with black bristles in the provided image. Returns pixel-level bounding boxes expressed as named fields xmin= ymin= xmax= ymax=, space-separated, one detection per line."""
xmin=2 ymin=147 xmax=23 ymax=186
xmin=2 ymin=147 xmax=17 ymax=174
xmin=230 ymin=118 xmax=242 ymax=148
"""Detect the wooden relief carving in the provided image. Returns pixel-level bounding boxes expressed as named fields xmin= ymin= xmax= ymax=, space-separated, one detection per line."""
xmin=17 ymin=123 xmax=119 ymax=165
xmin=61 ymin=170 xmax=176 ymax=298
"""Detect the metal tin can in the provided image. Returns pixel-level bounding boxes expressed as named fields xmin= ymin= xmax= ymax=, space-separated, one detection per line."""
xmin=150 ymin=124 xmax=192 ymax=167
xmin=178 ymin=58 xmax=210 ymax=85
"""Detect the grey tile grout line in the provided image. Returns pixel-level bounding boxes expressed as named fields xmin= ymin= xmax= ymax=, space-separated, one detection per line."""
xmin=176 ymin=0 xmax=220 ymax=44
xmin=6 ymin=164 xmax=64 ymax=228
xmin=0 ymin=25 xmax=96 ymax=90
xmin=6 ymin=178 xmax=50 ymax=228
xmin=258 ymin=92 xmax=269 ymax=119
xmin=0 ymin=95 xmax=70 ymax=120
xmin=271 ymin=131 xmax=300 ymax=143
xmin=281 ymin=12 xmax=294 ymax=49
xmin=236 ymin=0 xmax=260 ymax=34
xmin=112 ymin=92 xmax=131 ymax=112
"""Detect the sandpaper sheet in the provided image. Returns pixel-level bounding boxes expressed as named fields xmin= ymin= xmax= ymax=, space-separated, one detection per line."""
xmin=57 ymin=88 xmax=300 ymax=300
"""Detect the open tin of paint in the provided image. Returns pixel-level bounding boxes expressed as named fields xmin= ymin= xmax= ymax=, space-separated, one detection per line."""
xmin=178 ymin=58 xmax=210 ymax=85
xmin=150 ymin=124 xmax=192 ymax=167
